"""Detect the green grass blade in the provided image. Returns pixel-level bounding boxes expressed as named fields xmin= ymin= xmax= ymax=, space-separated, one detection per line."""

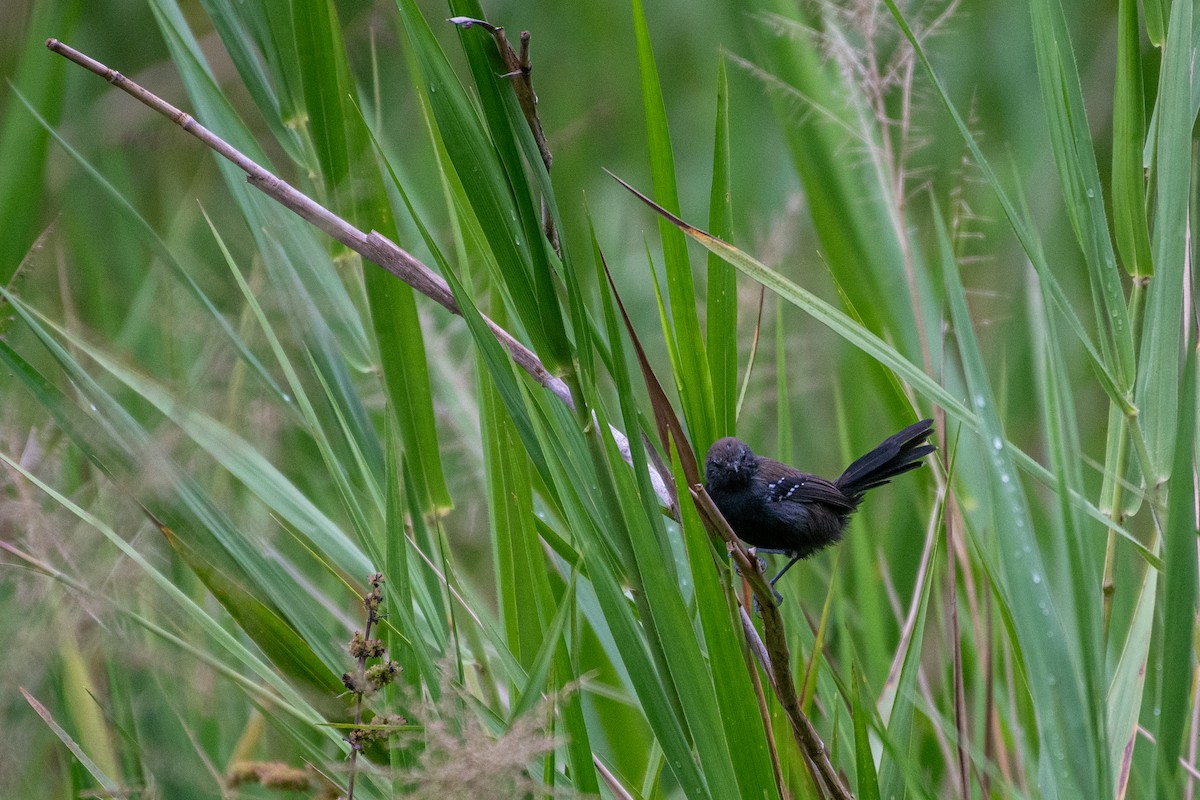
xmin=284 ymin=0 xmax=451 ymax=512
xmin=0 ymin=452 xmax=323 ymax=720
xmin=938 ymin=206 xmax=1098 ymax=798
xmin=851 ymin=666 xmax=882 ymax=800
xmin=1144 ymin=0 xmax=1167 ymax=45
xmin=1033 ymin=281 xmax=1110 ymax=792
xmin=449 ymin=3 xmax=574 ymax=368
xmin=876 ymin=521 xmax=939 ymax=800
xmin=0 ymin=0 xmax=80 ymax=281
xmin=1152 ymin=346 xmax=1197 ymax=796
xmin=1107 ymin=561 xmax=1156 ymax=797
xmin=706 ymin=54 xmax=737 ymax=440
xmin=3 ymin=291 xmax=348 ymax=692
xmin=632 ymin=0 xmax=715 ymax=448
xmin=1111 ymin=0 xmax=1153 ymax=278
xmin=1134 ymin=0 xmax=1193 ymax=482
xmin=40 ymin=316 xmax=371 ymax=578
xmin=508 ymin=572 xmax=575 ymax=722
xmin=593 ymin=254 xmax=717 ymax=798
xmin=673 ymin=443 xmax=779 ymax=799
xmin=21 ymin=688 xmax=122 ymax=794
xmin=395 ymin=0 xmax=569 ymax=370
xmin=1028 ymin=0 xmax=1135 ymax=389
xmin=291 ymin=0 xmax=351 ymax=197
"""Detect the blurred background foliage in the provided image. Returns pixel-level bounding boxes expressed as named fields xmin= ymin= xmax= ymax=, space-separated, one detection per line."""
xmin=0 ymin=0 xmax=1194 ymax=798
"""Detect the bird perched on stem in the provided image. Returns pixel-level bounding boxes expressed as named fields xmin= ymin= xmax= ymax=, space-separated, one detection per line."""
xmin=704 ymin=419 xmax=935 ymax=588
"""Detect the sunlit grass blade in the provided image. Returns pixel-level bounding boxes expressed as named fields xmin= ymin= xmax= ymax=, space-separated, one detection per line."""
xmin=57 ymin=631 xmax=121 ymax=785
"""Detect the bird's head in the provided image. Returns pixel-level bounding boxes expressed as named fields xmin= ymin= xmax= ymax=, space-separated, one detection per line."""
xmin=704 ymin=437 xmax=758 ymax=491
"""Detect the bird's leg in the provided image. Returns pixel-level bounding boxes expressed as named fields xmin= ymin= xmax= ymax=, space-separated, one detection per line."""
xmin=768 ymin=554 xmax=802 ymax=588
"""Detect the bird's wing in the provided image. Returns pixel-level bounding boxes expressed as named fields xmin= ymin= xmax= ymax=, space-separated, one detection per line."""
xmin=759 ymin=462 xmax=856 ymax=511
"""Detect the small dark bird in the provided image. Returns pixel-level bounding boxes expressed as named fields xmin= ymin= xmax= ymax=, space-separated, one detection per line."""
xmin=704 ymin=419 xmax=935 ymax=587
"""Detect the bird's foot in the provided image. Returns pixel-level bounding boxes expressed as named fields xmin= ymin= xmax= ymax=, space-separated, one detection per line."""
xmin=733 ymin=554 xmax=769 ymax=578
xmin=752 ymin=586 xmax=784 ymax=615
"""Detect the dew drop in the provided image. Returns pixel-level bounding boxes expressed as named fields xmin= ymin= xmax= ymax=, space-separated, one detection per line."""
xmin=992 ymin=436 xmax=1003 ymax=451
xmin=974 ymin=394 xmax=986 ymax=408
xmin=1032 ymin=572 xmax=1042 ymax=584
xmin=1000 ymin=472 xmax=1011 ymax=484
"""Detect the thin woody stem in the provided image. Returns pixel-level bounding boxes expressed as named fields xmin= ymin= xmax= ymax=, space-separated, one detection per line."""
xmin=44 ymin=37 xmax=668 ymax=506
xmin=694 ymin=486 xmax=854 ymax=800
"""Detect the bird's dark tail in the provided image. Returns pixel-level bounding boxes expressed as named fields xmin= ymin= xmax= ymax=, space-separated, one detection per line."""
xmin=835 ymin=419 xmax=936 ymax=502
